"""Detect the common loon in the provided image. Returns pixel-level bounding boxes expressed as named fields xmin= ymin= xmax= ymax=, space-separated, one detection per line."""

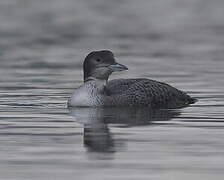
xmin=68 ymin=50 xmax=197 ymax=108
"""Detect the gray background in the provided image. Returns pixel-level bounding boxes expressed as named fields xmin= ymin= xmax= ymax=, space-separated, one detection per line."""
xmin=0 ymin=0 xmax=224 ymax=180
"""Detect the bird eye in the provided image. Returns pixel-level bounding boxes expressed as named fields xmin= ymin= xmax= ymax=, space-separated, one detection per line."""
xmin=96 ymin=59 xmax=101 ymax=62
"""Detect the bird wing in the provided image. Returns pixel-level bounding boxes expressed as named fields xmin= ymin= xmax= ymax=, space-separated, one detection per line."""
xmin=105 ymin=78 xmax=195 ymax=108
xmin=106 ymin=78 xmax=146 ymax=95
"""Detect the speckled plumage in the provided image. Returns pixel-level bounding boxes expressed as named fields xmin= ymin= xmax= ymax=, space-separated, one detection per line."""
xmin=68 ymin=50 xmax=197 ymax=108
xmin=105 ymin=78 xmax=196 ymax=108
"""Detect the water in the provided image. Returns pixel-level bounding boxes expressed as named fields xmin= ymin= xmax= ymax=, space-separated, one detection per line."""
xmin=0 ymin=0 xmax=224 ymax=179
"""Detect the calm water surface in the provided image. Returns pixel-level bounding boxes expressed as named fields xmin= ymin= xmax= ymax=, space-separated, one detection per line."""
xmin=0 ymin=0 xmax=224 ymax=179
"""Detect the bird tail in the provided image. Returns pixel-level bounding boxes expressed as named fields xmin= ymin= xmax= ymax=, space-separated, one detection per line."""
xmin=188 ymin=97 xmax=198 ymax=104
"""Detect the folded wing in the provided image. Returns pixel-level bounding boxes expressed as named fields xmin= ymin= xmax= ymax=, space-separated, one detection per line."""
xmin=106 ymin=78 xmax=196 ymax=108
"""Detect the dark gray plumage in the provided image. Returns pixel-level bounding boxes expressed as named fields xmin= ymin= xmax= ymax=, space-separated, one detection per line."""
xmin=68 ymin=50 xmax=197 ymax=108
xmin=106 ymin=78 xmax=196 ymax=108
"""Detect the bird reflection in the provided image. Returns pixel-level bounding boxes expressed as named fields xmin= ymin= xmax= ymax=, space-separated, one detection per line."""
xmin=68 ymin=107 xmax=181 ymax=154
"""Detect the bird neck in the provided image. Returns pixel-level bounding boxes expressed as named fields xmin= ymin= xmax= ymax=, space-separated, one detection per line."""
xmin=84 ymin=76 xmax=107 ymax=94
xmin=84 ymin=76 xmax=107 ymax=85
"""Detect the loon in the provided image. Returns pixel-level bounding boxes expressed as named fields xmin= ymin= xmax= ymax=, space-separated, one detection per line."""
xmin=68 ymin=50 xmax=197 ymax=108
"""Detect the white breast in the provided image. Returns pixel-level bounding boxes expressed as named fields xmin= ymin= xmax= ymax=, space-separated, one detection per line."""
xmin=68 ymin=81 xmax=104 ymax=107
